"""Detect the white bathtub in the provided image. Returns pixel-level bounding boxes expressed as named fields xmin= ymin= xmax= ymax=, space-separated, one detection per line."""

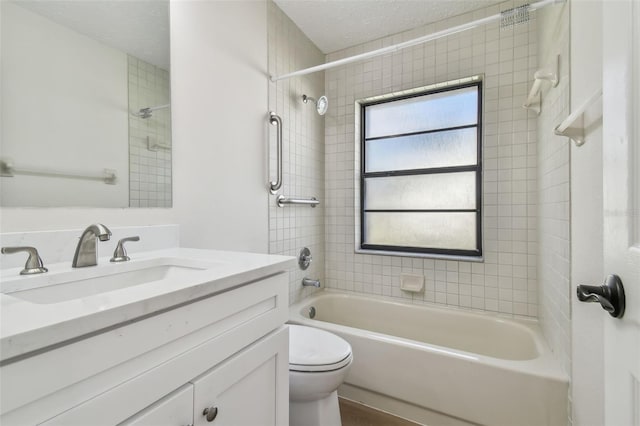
xmin=289 ymin=290 xmax=568 ymax=426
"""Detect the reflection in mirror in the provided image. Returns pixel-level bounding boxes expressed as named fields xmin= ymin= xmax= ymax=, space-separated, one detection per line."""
xmin=0 ymin=0 xmax=171 ymax=208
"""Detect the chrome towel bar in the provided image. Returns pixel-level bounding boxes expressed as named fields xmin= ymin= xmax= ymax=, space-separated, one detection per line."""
xmin=268 ymin=112 xmax=282 ymax=194
xmin=277 ymin=195 xmax=319 ymax=208
xmin=0 ymin=158 xmax=117 ymax=185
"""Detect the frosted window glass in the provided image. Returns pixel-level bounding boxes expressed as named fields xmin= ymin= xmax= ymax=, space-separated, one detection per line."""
xmin=364 ymin=212 xmax=477 ymax=250
xmin=365 ymin=127 xmax=477 ymax=172
xmin=365 ymin=172 xmax=476 ymax=210
xmin=365 ymin=86 xmax=478 ymax=139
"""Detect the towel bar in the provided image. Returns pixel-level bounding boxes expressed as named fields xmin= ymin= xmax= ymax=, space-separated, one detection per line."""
xmin=276 ymin=195 xmax=319 ymax=208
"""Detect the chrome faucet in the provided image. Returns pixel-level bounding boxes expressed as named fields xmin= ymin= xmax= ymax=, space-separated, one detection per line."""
xmin=302 ymin=277 xmax=321 ymax=288
xmin=72 ymin=224 xmax=112 ymax=268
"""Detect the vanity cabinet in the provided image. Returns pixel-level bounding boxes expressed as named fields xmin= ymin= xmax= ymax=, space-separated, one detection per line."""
xmin=118 ymin=326 xmax=288 ymax=426
xmin=0 ymin=271 xmax=290 ymax=426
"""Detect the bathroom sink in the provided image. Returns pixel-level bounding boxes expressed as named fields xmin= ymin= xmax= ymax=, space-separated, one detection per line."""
xmin=1 ymin=258 xmax=217 ymax=304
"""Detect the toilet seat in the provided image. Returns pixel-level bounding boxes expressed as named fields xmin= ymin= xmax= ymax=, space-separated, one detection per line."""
xmin=289 ymin=325 xmax=353 ymax=372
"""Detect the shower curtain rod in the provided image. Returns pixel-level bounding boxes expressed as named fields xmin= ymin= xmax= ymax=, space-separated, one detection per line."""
xmin=270 ymin=0 xmax=562 ymax=82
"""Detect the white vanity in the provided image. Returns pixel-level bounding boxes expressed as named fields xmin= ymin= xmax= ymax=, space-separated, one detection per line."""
xmin=0 ymin=247 xmax=294 ymax=426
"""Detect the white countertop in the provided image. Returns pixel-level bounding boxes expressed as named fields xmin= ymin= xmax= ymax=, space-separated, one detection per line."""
xmin=0 ymin=248 xmax=295 ymax=362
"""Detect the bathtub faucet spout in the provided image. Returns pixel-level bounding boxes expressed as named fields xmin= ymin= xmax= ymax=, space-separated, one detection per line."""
xmin=302 ymin=277 xmax=321 ymax=288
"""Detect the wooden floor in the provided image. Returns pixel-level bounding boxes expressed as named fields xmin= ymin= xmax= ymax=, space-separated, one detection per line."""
xmin=339 ymin=398 xmax=421 ymax=426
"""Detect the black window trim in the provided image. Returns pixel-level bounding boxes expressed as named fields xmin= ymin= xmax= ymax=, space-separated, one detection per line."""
xmin=359 ymin=80 xmax=483 ymax=258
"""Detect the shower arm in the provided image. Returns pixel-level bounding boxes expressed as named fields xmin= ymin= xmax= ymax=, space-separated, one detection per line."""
xmin=302 ymin=94 xmax=328 ymax=115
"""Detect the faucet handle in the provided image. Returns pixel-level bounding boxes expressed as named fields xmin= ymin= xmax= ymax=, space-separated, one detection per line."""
xmin=1 ymin=246 xmax=48 ymax=275
xmin=110 ymin=236 xmax=140 ymax=263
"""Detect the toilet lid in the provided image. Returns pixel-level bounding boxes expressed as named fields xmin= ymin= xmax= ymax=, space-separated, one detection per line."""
xmin=289 ymin=325 xmax=352 ymax=372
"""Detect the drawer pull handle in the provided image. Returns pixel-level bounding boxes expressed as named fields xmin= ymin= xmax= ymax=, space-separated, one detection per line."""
xmin=203 ymin=406 xmax=219 ymax=422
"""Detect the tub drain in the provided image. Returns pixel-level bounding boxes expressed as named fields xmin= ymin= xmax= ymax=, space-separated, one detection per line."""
xmin=308 ymin=306 xmax=316 ymax=319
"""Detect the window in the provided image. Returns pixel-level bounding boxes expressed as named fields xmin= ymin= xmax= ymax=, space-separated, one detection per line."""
xmin=360 ymin=80 xmax=482 ymax=257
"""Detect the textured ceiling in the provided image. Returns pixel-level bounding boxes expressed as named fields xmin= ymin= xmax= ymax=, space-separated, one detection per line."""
xmin=13 ymin=0 xmax=170 ymax=70
xmin=15 ymin=0 xmax=503 ymax=67
xmin=273 ymin=0 xmax=504 ymax=53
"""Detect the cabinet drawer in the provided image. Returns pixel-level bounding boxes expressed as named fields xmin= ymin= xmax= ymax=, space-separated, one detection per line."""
xmin=119 ymin=384 xmax=193 ymax=426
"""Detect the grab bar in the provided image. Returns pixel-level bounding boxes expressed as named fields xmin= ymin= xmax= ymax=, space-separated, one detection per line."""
xmin=269 ymin=112 xmax=282 ymax=194
xmin=0 ymin=158 xmax=117 ymax=185
xmin=277 ymin=195 xmax=319 ymax=208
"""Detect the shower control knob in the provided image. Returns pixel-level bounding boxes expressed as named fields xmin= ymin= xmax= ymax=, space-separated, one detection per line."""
xmin=298 ymin=247 xmax=312 ymax=270
xmin=203 ymin=406 xmax=218 ymax=422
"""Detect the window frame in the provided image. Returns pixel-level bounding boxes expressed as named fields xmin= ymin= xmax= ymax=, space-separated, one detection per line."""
xmin=359 ymin=80 xmax=483 ymax=258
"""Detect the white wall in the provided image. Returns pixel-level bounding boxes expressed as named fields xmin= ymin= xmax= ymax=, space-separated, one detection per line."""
xmin=171 ymin=0 xmax=268 ymax=253
xmin=570 ymin=0 xmax=604 ymax=424
xmin=324 ymin=0 xmax=540 ymax=317
xmin=1 ymin=2 xmax=128 ymax=208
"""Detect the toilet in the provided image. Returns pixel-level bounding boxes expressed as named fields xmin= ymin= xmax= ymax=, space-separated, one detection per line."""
xmin=288 ymin=325 xmax=353 ymax=426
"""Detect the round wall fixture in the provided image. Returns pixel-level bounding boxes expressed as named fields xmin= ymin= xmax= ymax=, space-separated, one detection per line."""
xmin=298 ymin=247 xmax=312 ymax=270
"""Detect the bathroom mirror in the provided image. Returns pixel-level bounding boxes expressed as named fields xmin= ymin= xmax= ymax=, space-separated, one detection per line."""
xmin=0 ymin=0 xmax=172 ymax=208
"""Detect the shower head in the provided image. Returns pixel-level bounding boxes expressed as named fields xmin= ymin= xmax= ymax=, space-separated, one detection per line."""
xmin=133 ymin=107 xmax=153 ymax=119
xmin=302 ymin=94 xmax=328 ymax=116
xmin=132 ymin=103 xmax=171 ymax=119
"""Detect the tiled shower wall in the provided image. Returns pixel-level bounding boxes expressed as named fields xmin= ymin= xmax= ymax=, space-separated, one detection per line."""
xmin=536 ymin=3 xmax=571 ymax=377
xmin=324 ymin=0 xmax=540 ymax=317
xmin=128 ymin=56 xmax=172 ymax=208
xmin=268 ymin=1 xmax=326 ymax=304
